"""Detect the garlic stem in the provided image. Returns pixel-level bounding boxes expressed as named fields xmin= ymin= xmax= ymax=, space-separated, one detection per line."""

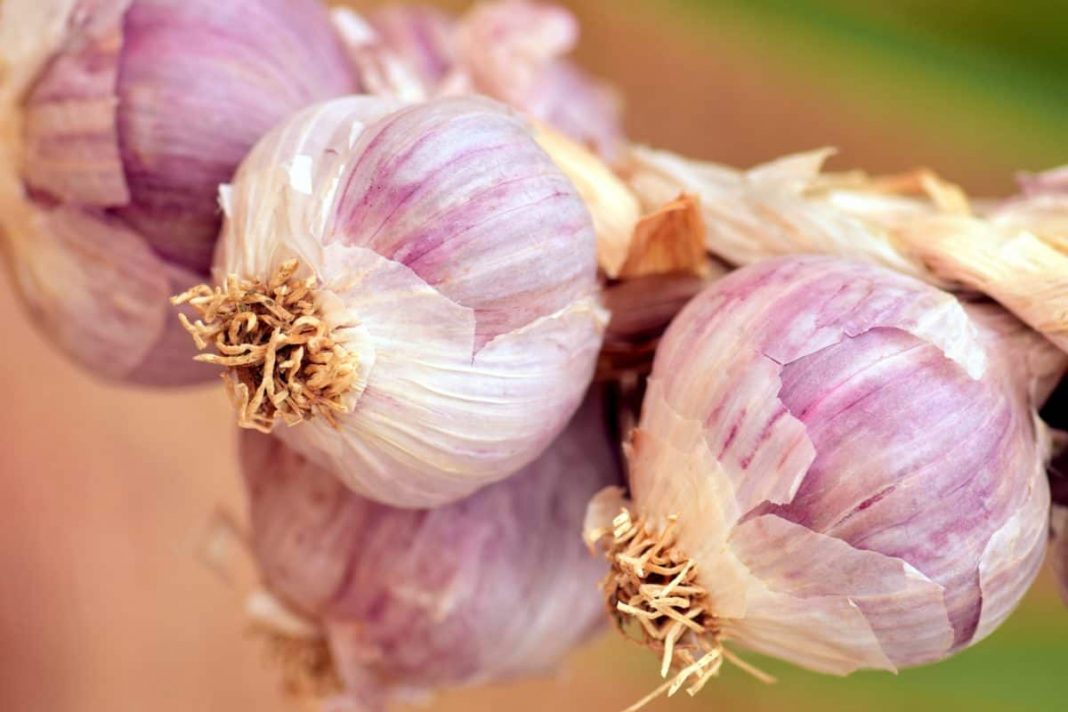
xmin=172 ymin=259 xmax=357 ymax=432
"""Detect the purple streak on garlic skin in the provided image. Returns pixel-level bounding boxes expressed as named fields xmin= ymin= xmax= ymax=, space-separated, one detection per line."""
xmin=10 ymin=0 xmax=355 ymax=385
xmin=636 ymin=256 xmax=1050 ymax=672
xmin=331 ymin=98 xmax=595 ymax=346
xmin=241 ymin=391 xmax=620 ymax=704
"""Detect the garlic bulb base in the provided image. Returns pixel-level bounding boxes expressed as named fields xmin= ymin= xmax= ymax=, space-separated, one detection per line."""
xmin=598 ymin=507 xmax=770 ymax=709
xmin=172 ymin=259 xmax=357 ymax=432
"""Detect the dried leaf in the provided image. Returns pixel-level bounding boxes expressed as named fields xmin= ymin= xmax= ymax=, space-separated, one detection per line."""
xmin=618 ymin=193 xmax=709 ymax=279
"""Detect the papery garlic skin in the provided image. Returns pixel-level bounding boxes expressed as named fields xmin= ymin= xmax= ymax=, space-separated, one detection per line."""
xmin=350 ymin=0 xmax=623 ymax=160
xmin=625 ymin=256 xmax=1051 ymax=674
xmin=625 ymin=147 xmax=932 ymax=278
xmin=241 ymin=392 xmax=620 ymax=709
xmin=216 ymin=95 xmax=605 ymax=507
xmin=0 ymin=0 xmax=355 ymax=385
xmin=626 ymin=147 xmax=1068 ymax=354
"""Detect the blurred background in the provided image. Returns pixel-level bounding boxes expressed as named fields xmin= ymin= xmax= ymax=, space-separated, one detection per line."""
xmin=1 ymin=0 xmax=1065 ymax=710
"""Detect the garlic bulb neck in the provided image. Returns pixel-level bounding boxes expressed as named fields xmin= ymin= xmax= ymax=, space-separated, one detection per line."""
xmin=602 ymin=508 xmax=772 ymax=711
xmin=172 ymin=259 xmax=357 ymax=432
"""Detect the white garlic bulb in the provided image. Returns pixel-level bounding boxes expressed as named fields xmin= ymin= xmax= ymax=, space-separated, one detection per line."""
xmin=181 ymin=95 xmax=606 ymax=507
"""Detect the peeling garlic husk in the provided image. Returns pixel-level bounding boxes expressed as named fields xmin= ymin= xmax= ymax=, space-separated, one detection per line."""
xmin=0 ymin=0 xmax=356 ymax=385
xmin=623 ymin=146 xmax=1068 ymax=355
xmin=193 ymin=95 xmax=606 ymax=508
xmin=589 ymin=256 xmax=1060 ymax=690
xmin=240 ymin=390 xmax=622 ymax=710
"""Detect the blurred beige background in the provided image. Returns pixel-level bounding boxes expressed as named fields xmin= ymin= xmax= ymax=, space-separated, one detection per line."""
xmin=2 ymin=1 xmax=1064 ymax=711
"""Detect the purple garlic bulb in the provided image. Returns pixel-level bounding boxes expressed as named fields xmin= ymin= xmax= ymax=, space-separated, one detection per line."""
xmin=0 ymin=0 xmax=355 ymax=385
xmin=593 ymin=256 xmax=1055 ymax=688
xmin=353 ymin=0 xmax=623 ymax=160
xmin=181 ymin=95 xmax=605 ymax=507
xmin=240 ymin=391 xmax=621 ymax=710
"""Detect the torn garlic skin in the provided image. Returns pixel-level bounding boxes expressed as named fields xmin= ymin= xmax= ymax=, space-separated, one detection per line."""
xmin=181 ymin=96 xmax=606 ymax=508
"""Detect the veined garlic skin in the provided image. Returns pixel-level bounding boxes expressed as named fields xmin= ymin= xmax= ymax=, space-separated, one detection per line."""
xmin=241 ymin=392 xmax=620 ymax=709
xmin=0 ymin=0 xmax=355 ymax=385
xmin=621 ymin=256 xmax=1053 ymax=675
xmin=212 ymin=95 xmax=605 ymax=507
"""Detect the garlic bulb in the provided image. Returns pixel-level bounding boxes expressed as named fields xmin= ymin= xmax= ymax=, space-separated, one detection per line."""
xmin=0 ymin=0 xmax=355 ymax=385
xmin=180 ymin=95 xmax=605 ymax=507
xmin=453 ymin=0 xmax=624 ymax=161
xmin=590 ymin=256 xmax=1059 ymax=697
xmin=240 ymin=391 xmax=621 ymax=710
xmin=337 ymin=0 xmax=623 ymax=160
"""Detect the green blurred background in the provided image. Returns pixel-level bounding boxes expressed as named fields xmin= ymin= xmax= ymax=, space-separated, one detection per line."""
xmin=1 ymin=1 xmax=1064 ymax=711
